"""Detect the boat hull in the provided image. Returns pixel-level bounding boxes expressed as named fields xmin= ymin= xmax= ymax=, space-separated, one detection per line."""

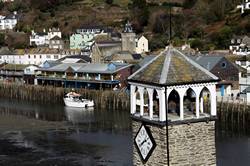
xmin=63 ymin=98 xmax=94 ymax=108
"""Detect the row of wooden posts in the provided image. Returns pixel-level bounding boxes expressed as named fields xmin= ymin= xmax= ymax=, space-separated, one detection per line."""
xmin=0 ymin=83 xmax=249 ymax=133
xmin=217 ymin=100 xmax=250 ymax=134
xmin=0 ymin=83 xmax=130 ymax=110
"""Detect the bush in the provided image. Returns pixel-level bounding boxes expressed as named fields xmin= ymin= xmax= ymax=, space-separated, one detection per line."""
xmin=211 ymin=26 xmax=233 ymax=49
xmin=149 ymin=35 xmax=169 ymax=51
xmin=0 ymin=33 xmax=5 ymax=46
xmin=190 ymin=39 xmax=204 ymax=50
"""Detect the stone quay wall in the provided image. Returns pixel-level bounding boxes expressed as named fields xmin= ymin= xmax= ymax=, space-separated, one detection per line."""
xmin=132 ymin=120 xmax=216 ymax=166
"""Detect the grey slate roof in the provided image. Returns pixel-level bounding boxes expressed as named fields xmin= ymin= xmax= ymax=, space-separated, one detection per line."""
xmin=190 ymin=56 xmax=224 ymax=71
xmin=128 ymin=47 xmax=219 ymax=86
xmin=39 ymin=62 xmax=132 ymax=74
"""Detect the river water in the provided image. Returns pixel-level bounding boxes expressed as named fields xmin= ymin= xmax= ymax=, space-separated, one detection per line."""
xmin=0 ymin=98 xmax=249 ymax=166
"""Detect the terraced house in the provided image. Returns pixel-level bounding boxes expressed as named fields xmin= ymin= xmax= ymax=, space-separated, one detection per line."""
xmin=0 ymin=48 xmax=81 ymax=65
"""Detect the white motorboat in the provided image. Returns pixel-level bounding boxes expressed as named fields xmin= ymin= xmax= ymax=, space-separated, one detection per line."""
xmin=63 ymin=92 xmax=94 ymax=108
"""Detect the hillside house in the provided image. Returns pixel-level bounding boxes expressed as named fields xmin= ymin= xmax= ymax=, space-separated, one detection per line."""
xmin=0 ymin=12 xmax=18 ymax=30
xmin=237 ymin=0 xmax=250 ymax=14
xmin=76 ymin=25 xmax=109 ymax=34
xmin=135 ymin=35 xmax=149 ymax=54
xmin=49 ymin=36 xmax=64 ymax=49
xmin=230 ymin=36 xmax=250 ymax=55
xmin=0 ymin=0 xmax=14 ymax=2
xmin=191 ymin=56 xmax=239 ymax=98
xmin=70 ymin=33 xmax=95 ymax=50
xmin=30 ymin=28 xmax=62 ymax=46
xmin=92 ymin=22 xmax=144 ymax=63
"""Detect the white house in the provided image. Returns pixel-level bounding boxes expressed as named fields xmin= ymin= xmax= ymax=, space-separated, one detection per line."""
xmin=135 ymin=35 xmax=148 ymax=54
xmin=0 ymin=48 xmax=80 ymax=65
xmin=76 ymin=25 xmax=107 ymax=34
xmin=29 ymin=30 xmax=47 ymax=46
xmin=229 ymin=36 xmax=250 ymax=55
xmin=0 ymin=0 xmax=14 ymax=2
xmin=237 ymin=0 xmax=250 ymax=14
xmin=24 ymin=65 xmax=40 ymax=75
xmin=47 ymin=28 xmax=61 ymax=43
xmin=30 ymin=28 xmax=62 ymax=46
xmin=0 ymin=12 xmax=18 ymax=30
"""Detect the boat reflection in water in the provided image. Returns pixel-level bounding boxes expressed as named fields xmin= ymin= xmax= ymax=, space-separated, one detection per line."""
xmin=64 ymin=106 xmax=94 ymax=124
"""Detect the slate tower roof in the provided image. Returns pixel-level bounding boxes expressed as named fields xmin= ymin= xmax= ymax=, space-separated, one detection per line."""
xmin=128 ymin=47 xmax=219 ymax=86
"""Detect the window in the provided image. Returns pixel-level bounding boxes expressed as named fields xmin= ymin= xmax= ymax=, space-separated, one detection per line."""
xmin=28 ymin=55 xmax=30 ymax=59
xmin=46 ymin=55 xmax=51 ymax=59
xmin=54 ymin=55 xmax=59 ymax=59
xmin=34 ymin=55 xmax=36 ymax=59
xmin=40 ymin=55 xmax=42 ymax=59
xmin=221 ymin=62 xmax=227 ymax=68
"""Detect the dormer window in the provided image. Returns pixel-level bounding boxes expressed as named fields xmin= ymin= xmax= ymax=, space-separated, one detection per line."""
xmin=221 ymin=62 xmax=227 ymax=68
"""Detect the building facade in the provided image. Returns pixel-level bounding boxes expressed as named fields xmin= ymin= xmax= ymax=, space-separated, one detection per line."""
xmin=49 ymin=36 xmax=64 ymax=49
xmin=135 ymin=35 xmax=149 ymax=54
xmin=229 ymin=36 xmax=250 ymax=55
xmin=70 ymin=33 xmax=95 ymax=50
xmin=237 ymin=0 xmax=250 ymax=14
xmin=35 ymin=62 xmax=132 ymax=89
xmin=0 ymin=48 xmax=80 ymax=65
xmin=0 ymin=12 xmax=18 ymax=30
xmin=30 ymin=28 xmax=62 ymax=46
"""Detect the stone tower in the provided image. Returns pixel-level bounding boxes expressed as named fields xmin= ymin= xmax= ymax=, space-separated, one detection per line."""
xmin=128 ymin=46 xmax=219 ymax=166
xmin=121 ymin=21 xmax=136 ymax=52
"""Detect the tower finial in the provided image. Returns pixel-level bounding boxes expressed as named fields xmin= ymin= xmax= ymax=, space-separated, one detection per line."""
xmin=124 ymin=21 xmax=133 ymax=33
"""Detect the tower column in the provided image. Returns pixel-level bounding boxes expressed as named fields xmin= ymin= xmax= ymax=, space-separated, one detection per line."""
xmin=130 ymin=85 xmax=136 ymax=114
xmin=200 ymin=97 xmax=204 ymax=113
xmin=138 ymin=87 xmax=145 ymax=116
xmin=194 ymin=87 xmax=203 ymax=118
xmin=147 ymin=88 xmax=154 ymax=120
xmin=156 ymin=89 xmax=166 ymax=122
xmin=177 ymin=88 xmax=187 ymax=120
xmin=208 ymin=85 xmax=217 ymax=116
xmin=196 ymin=96 xmax=200 ymax=118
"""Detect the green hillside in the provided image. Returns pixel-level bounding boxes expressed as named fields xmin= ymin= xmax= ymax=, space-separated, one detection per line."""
xmin=0 ymin=0 xmax=249 ymax=51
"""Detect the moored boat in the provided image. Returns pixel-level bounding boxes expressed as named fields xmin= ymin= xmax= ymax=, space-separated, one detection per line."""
xmin=63 ymin=92 xmax=94 ymax=108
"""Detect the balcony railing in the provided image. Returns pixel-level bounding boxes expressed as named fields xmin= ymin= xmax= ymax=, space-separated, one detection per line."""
xmin=36 ymin=75 xmax=115 ymax=82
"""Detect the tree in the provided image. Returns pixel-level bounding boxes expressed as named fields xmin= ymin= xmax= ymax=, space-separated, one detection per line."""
xmin=105 ymin=0 xmax=113 ymax=5
xmin=211 ymin=26 xmax=233 ymax=49
xmin=190 ymin=39 xmax=204 ymax=50
xmin=0 ymin=33 xmax=5 ymax=46
xmin=130 ymin=0 xmax=149 ymax=30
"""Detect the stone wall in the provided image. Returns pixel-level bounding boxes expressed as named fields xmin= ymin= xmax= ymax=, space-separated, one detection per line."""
xmin=168 ymin=121 xmax=216 ymax=166
xmin=132 ymin=120 xmax=216 ymax=166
